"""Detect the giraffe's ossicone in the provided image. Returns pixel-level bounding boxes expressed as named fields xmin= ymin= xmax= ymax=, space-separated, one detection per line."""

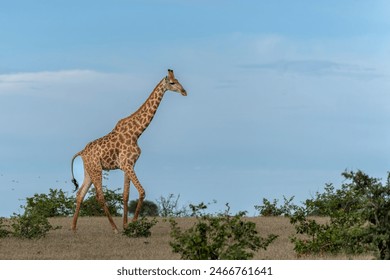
xmin=70 ymin=69 xmax=187 ymax=233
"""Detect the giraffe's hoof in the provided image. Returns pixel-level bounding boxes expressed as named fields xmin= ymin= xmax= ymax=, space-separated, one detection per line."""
xmin=113 ymin=228 xmax=119 ymax=234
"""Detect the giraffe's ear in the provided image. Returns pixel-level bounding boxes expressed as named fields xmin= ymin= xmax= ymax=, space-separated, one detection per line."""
xmin=167 ymin=69 xmax=175 ymax=82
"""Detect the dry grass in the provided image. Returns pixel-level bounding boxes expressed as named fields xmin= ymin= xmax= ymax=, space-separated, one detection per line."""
xmin=0 ymin=216 xmax=373 ymax=260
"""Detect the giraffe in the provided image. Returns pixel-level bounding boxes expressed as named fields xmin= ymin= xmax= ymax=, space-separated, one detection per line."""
xmin=70 ymin=69 xmax=187 ymax=233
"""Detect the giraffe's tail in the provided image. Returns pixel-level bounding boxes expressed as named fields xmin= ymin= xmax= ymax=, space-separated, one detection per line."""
xmin=71 ymin=151 xmax=82 ymax=192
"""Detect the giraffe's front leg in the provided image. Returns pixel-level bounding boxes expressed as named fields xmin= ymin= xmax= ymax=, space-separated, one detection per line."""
xmin=123 ymin=173 xmax=131 ymax=228
xmin=89 ymin=169 xmax=119 ymax=234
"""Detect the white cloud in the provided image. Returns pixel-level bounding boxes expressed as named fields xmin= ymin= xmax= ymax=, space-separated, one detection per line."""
xmin=222 ymin=33 xmax=390 ymax=80
xmin=240 ymin=59 xmax=384 ymax=79
xmin=0 ymin=70 xmax=148 ymax=100
xmin=0 ymin=70 xmax=91 ymax=94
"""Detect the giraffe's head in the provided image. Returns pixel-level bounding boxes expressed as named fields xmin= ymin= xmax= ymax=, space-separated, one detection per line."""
xmin=165 ymin=69 xmax=187 ymax=96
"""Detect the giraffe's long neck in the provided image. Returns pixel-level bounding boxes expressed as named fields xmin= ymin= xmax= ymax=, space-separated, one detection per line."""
xmin=119 ymin=78 xmax=167 ymax=138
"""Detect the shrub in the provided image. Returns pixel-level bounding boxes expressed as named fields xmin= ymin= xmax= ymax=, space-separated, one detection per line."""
xmin=0 ymin=217 xmax=11 ymax=238
xmin=128 ymin=199 xmax=159 ymax=217
xmin=255 ymin=196 xmax=297 ymax=217
xmin=156 ymin=194 xmax=189 ymax=217
xmin=0 ymin=190 xmax=63 ymax=239
xmin=23 ymin=188 xmax=75 ymax=217
xmin=19 ymin=187 xmax=124 ymax=218
xmin=122 ymin=217 xmax=158 ymax=238
xmin=10 ymin=211 xmax=54 ymax=239
xmin=79 ymin=187 xmax=123 ymax=217
xmin=289 ymin=207 xmax=369 ymax=256
xmin=169 ymin=203 xmax=278 ymax=260
xmin=290 ymin=170 xmax=390 ymax=259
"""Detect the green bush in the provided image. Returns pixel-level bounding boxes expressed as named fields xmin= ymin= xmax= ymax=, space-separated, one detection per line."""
xmin=156 ymin=194 xmax=189 ymax=217
xmin=1 ymin=212 xmax=56 ymax=240
xmin=17 ymin=189 xmax=192 ymax=219
xmin=128 ymin=199 xmax=159 ymax=217
xmin=0 ymin=217 xmax=11 ymax=238
xmin=79 ymin=187 xmax=123 ymax=217
xmin=290 ymin=207 xmax=369 ymax=256
xmin=255 ymin=196 xmax=297 ymax=217
xmin=169 ymin=203 xmax=278 ymax=260
xmin=122 ymin=217 xmax=158 ymax=238
xmin=0 ymin=190 xmax=62 ymax=239
xmin=23 ymin=188 xmax=75 ymax=217
xmin=290 ymin=170 xmax=390 ymax=259
xmin=10 ymin=211 xmax=54 ymax=239
xmin=22 ymin=186 xmax=125 ymax=218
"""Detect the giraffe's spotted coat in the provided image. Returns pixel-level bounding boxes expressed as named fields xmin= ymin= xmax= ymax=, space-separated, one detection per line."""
xmin=70 ymin=70 xmax=187 ymax=233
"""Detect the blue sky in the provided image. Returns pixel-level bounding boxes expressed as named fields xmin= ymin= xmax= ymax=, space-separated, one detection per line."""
xmin=1 ymin=0 xmax=390 ymax=217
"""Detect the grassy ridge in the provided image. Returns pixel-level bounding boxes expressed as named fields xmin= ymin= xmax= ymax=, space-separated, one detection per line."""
xmin=0 ymin=216 xmax=372 ymax=260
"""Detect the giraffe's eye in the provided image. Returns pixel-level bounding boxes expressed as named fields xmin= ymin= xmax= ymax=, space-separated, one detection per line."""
xmin=169 ymin=82 xmax=175 ymax=85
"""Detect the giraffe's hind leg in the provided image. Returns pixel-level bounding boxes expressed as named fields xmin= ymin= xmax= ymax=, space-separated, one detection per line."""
xmin=72 ymin=170 xmax=92 ymax=232
xmin=123 ymin=173 xmax=131 ymax=228
xmin=89 ymin=168 xmax=119 ymax=233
